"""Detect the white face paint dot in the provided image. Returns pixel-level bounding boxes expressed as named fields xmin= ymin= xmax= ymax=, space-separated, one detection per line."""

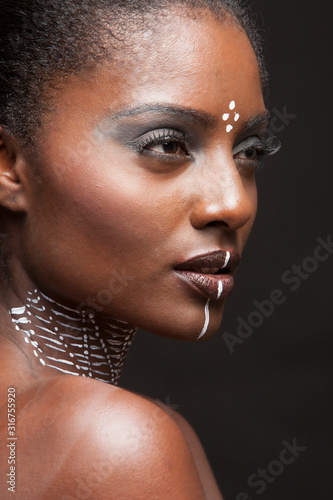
xmin=222 ymin=113 xmax=230 ymax=121
xmin=24 ymin=337 xmax=29 ymax=344
xmin=229 ymin=100 xmax=236 ymax=110
xmin=33 ymin=350 xmax=38 ymax=357
xmin=226 ymin=124 xmax=233 ymax=133
xmin=40 ymin=358 xmax=46 ymax=365
xmin=234 ymin=113 xmax=240 ymax=121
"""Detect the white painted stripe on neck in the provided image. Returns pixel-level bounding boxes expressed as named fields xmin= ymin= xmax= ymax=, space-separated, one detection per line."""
xmin=40 ymin=291 xmax=80 ymax=314
xmin=44 ymin=356 xmax=74 ymax=365
xmin=10 ymin=306 xmax=26 ymax=315
xmin=45 ymin=364 xmax=79 ymax=376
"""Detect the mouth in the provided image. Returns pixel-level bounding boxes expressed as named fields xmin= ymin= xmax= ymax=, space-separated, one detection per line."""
xmin=174 ymin=250 xmax=241 ymax=300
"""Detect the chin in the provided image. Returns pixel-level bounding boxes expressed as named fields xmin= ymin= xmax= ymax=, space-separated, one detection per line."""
xmin=141 ymin=301 xmax=225 ymax=342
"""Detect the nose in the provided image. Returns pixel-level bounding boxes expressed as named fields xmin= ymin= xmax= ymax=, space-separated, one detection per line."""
xmin=189 ymin=156 xmax=256 ymax=231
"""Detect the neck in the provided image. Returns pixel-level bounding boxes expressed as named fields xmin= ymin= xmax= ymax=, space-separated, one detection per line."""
xmin=8 ymin=288 xmax=137 ymax=385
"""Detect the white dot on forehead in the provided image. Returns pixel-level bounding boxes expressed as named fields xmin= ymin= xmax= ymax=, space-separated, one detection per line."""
xmin=226 ymin=124 xmax=233 ymax=133
xmin=229 ymin=101 xmax=236 ymax=110
xmin=222 ymin=113 xmax=229 ymax=121
xmin=234 ymin=113 xmax=240 ymax=122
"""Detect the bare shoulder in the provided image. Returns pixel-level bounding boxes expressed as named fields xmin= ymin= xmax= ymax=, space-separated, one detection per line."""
xmin=12 ymin=376 xmax=207 ymax=500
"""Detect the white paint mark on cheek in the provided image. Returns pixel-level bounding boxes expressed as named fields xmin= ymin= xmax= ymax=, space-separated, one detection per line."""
xmin=229 ymin=100 xmax=236 ymax=110
xmin=197 ymin=299 xmax=210 ymax=340
xmin=234 ymin=113 xmax=240 ymax=121
xmin=226 ymin=124 xmax=233 ymax=133
xmin=222 ymin=113 xmax=230 ymax=121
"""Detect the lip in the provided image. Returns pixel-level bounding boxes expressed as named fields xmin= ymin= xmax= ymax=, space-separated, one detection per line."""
xmin=174 ymin=250 xmax=241 ymax=300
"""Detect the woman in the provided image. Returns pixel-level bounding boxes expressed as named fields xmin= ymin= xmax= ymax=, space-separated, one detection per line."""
xmin=0 ymin=1 xmax=279 ymax=498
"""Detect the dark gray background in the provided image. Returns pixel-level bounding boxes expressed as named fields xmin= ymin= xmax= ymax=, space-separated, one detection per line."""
xmin=121 ymin=1 xmax=333 ymax=499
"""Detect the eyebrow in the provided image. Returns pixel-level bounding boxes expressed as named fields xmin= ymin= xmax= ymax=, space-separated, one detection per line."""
xmin=109 ymin=104 xmax=218 ymax=128
xmin=108 ymin=103 xmax=270 ymax=132
xmin=241 ymin=110 xmax=270 ymax=132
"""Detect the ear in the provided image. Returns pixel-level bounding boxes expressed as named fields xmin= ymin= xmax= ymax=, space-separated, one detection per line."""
xmin=0 ymin=127 xmax=28 ymax=212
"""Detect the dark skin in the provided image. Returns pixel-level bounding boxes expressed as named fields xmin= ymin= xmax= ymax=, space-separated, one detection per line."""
xmin=0 ymin=9 xmax=268 ymax=499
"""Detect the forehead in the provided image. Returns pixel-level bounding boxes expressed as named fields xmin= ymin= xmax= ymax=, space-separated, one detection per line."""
xmin=41 ymin=9 xmax=264 ymax=136
xmin=110 ymin=9 xmax=261 ymax=98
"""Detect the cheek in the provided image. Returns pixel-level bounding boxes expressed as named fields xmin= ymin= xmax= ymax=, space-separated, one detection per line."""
xmin=23 ymin=146 xmax=170 ymax=297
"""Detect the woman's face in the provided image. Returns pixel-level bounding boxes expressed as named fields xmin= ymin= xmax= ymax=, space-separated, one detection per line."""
xmin=20 ymin=10 xmax=267 ymax=340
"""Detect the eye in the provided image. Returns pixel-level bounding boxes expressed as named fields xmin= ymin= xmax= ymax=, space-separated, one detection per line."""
xmin=235 ymin=146 xmax=262 ymax=162
xmin=146 ymin=139 xmax=188 ymax=156
xmin=232 ymin=136 xmax=281 ymax=168
xmin=133 ymin=128 xmax=192 ymax=160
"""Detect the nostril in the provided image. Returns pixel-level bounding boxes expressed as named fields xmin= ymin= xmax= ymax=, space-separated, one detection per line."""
xmin=206 ymin=220 xmax=229 ymax=228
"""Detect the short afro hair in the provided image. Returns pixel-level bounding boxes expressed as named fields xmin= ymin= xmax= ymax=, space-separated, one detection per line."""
xmin=0 ymin=0 xmax=268 ymax=145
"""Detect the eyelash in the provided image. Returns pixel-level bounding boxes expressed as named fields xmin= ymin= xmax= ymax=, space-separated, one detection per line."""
xmin=233 ymin=136 xmax=282 ymax=168
xmin=135 ymin=128 xmax=192 ymax=161
xmin=134 ymin=128 xmax=281 ymax=166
